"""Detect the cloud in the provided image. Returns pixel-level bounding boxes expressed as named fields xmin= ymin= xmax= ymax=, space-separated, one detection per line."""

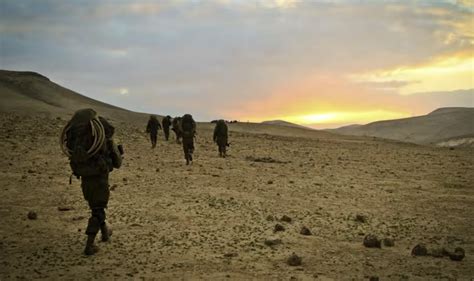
xmin=0 ymin=0 xmax=472 ymax=123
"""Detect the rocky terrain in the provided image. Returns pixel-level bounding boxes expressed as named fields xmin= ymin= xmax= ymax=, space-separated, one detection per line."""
xmin=0 ymin=111 xmax=473 ymax=280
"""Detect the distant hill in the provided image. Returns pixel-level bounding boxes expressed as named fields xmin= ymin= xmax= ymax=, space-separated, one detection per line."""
xmin=261 ymin=120 xmax=312 ymax=130
xmin=328 ymin=107 xmax=474 ymax=145
xmin=0 ymin=70 xmax=337 ymax=140
xmin=0 ymin=70 xmax=149 ymax=123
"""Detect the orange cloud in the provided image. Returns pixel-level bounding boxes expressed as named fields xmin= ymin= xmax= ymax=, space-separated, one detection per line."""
xmin=350 ymin=50 xmax=474 ymax=95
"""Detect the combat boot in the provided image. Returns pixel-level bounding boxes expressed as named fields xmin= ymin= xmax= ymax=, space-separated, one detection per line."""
xmin=100 ymin=223 xmax=112 ymax=242
xmin=84 ymin=234 xmax=99 ymax=255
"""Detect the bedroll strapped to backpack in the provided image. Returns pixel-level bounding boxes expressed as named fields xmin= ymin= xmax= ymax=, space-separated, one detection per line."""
xmin=60 ymin=109 xmax=110 ymax=178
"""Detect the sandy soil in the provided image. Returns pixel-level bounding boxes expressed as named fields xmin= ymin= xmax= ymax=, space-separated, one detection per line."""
xmin=0 ymin=113 xmax=473 ymax=280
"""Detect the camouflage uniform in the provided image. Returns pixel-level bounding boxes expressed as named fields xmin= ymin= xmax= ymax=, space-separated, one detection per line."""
xmin=162 ymin=116 xmax=172 ymax=141
xmin=180 ymin=114 xmax=196 ymax=165
xmin=146 ymin=115 xmax=161 ymax=148
xmin=213 ymin=120 xmax=228 ymax=157
xmin=172 ymin=117 xmax=183 ymax=144
xmin=80 ymin=116 xmax=120 ymax=255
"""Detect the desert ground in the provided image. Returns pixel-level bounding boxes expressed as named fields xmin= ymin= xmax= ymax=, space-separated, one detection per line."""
xmin=0 ymin=112 xmax=473 ymax=280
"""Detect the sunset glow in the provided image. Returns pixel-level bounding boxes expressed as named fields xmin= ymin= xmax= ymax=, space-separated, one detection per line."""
xmin=352 ymin=53 xmax=474 ymax=95
xmin=1 ymin=0 xmax=472 ymax=128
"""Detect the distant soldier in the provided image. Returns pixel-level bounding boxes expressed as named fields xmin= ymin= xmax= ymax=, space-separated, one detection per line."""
xmin=146 ymin=115 xmax=161 ymax=148
xmin=213 ymin=119 xmax=229 ymax=158
xmin=162 ymin=115 xmax=172 ymax=141
xmin=172 ymin=116 xmax=182 ymax=144
xmin=180 ymin=114 xmax=196 ymax=165
xmin=60 ymin=108 xmax=123 ymax=255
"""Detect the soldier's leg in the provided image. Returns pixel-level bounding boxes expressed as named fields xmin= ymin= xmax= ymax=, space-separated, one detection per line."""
xmin=82 ymin=174 xmax=110 ymax=255
xmin=152 ymin=133 xmax=157 ymax=148
xmin=182 ymin=140 xmax=190 ymax=164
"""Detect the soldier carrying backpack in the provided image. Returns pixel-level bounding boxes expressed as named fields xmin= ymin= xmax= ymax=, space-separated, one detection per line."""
xmin=180 ymin=114 xmax=196 ymax=165
xmin=162 ymin=115 xmax=172 ymax=141
xmin=146 ymin=115 xmax=161 ymax=148
xmin=60 ymin=108 xmax=123 ymax=255
xmin=213 ymin=119 xmax=229 ymax=158
xmin=172 ymin=116 xmax=183 ymax=144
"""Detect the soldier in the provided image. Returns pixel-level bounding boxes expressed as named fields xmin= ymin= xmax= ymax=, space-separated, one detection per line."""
xmin=60 ymin=108 xmax=123 ymax=255
xmin=146 ymin=115 xmax=161 ymax=148
xmin=213 ymin=119 xmax=229 ymax=158
xmin=180 ymin=114 xmax=196 ymax=165
xmin=172 ymin=116 xmax=182 ymax=144
xmin=162 ymin=115 xmax=172 ymax=141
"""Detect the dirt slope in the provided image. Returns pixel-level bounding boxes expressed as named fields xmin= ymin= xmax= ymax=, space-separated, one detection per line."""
xmin=0 ymin=112 xmax=472 ymax=280
xmin=328 ymin=107 xmax=474 ymax=145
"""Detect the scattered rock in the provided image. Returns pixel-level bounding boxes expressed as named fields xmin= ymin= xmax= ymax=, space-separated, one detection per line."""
xmin=355 ymin=214 xmax=367 ymax=223
xmin=300 ymin=226 xmax=312 ymax=236
xmin=411 ymin=244 xmax=428 ymax=256
xmin=383 ymin=238 xmax=395 ymax=247
xmin=72 ymin=216 xmax=85 ymax=221
xmin=447 ymin=247 xmax=465 ymax=261
xmin=287 ymin=253 xmax=302 ymax=266
xmin=363 ymin=234 xmax=381 ymax=248
xmin=223 ymin=252 xmax=238 ymax=258
xmin=57 ymin=206 xmax=74 ymax=211
xmin=27 ymin=211 xmax=37 ymax=220
xmin=264 ymin=238 xmax=282 ymax=247
xmin=280 ymin=215 xmax=292 ymax=223
xmin=274 ymin=224 xmax=285 ymax=232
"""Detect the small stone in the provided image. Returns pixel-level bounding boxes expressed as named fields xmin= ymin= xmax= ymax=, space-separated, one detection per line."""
xmin=27 ymin=169 xmax=35 ymax=174
xmin=267 ymin=180 xmax=273 ymax=184
xmin=110 ymin=184 xmax=118 ymax=191
xmin=355 ymin=214 xmax=367 ymax=223
xmin=274 ymin=224 xmax=285 ymax=232
xmin=27 ymin=211 xmax=37 ymax=220
xmin=287 ymin=253 xmax=302 ymax=266
xmin=448 ymin=247 xmax=465 ymax=261
xmin=264 ymin=238 xmax=282 ymax=247
xmin=300 ymin=226 xmax=312 ymax=236
xmin=266 ymin=215 xmax=274 ymax=221
xmin=411 ymin=244 xmax=428 ymax=256
xmin=280 ymin=215 xmax=292 ymax=223
xmin=383 ymin=238 xmax=395 ymax=247
xmin=369 ymin=277 xmax=379 ymax=281
xmin=57 ymin=206 xmax=74 ymax=211
xmin=363 ymin=234 xmax=381 ymax=248
xmin=223 ymin=252 xmax=238 ymax=258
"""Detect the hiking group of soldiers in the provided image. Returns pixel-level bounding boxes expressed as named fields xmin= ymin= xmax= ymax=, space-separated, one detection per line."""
xmin=61 ymin=109 xmax=229 ymax=255
xmin=146 ymin=114 xmax=229 ymax=164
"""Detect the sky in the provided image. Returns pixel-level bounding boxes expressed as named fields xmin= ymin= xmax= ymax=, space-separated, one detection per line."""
xmin=0 ymin=0 xmax=473 ymax=128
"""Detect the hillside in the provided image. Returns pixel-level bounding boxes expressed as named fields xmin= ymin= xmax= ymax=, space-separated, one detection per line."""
xmin=261 ymin=120 xmax=311 ymax=130
xmin=0 ymin=70 xmax=149 ymax=123
xmin=0 ymin=70 xmax=337 ymax=140
xmin=328 ymin=107 xmax=474 ymax=145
